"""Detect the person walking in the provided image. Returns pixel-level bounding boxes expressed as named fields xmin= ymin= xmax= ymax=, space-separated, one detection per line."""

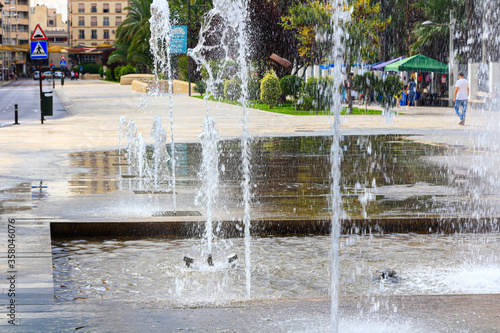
xmin=454 ymin=71 xmax=469 ymax=125
xmin=406 ymin=77 xmax=417 ymax=109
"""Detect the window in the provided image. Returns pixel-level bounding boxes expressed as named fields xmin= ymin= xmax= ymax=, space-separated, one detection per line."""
xmin=103 ymin=30 xmax=109 ymax=39
xmin=91 ymin=30 xmax=97 ymax=39
xmin=78 ymin=3 xmax=84 ymax=13
xmin=91 ymin=16 xmax=97 ymax=26
xmin=81 ymin=55 xmax=96 ymax=63
xmin=103 ymin=17 xmax=109 ymax=26
xmin=91 ymin=3 xmax=97 ymax=13
xmin=115 ymin=3 xmax=122 ymax=13
xmin=115 ymin=17 xmax=122 ymax=26
xmin=78 ymin=16 xmax=85 ymax=26
xmin=78 ymin=30 xmax=85 ymax=39
xmin=103 ymin=3 xmax=109 ymax=13
xmin=48 ymin=20 xmax=54 ymax=26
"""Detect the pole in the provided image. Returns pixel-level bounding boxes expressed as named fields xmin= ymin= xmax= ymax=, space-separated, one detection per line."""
xmin=188 ymin=1 xmax=191 ymax=96
xmin=39 ymin=61 xmax=44 ymax=124
xmin=13 ymin=104 xmax=19 ymax=125
xmin=448 ymin=10 xmax=454 ymax=107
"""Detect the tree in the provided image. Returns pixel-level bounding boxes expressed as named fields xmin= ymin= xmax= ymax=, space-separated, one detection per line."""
xmin=377 ymin=75 xmax=404 ymax=110
xmin=410 ymin=0 xmax=465 ymax=63
xmin=112 ymin=0 xmax=153 ymax=70
xmin=280 ymin=75 xmax=304 ymax=112
xmin=281 ymin=0 xmax=390 ymax=113
xmin=352 ymin=72 xmax=379 ymax=112
xmin=247 ymin=0 xmax=303 ymax=78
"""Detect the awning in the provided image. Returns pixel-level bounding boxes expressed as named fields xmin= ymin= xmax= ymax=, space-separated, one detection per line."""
xmin=48 ymin=45 xmax=68 ymax=53
xmin=371 ymin=56 xmax=406 ymax=71
xmin=385 ymin=54 xmax=448 ymax=73
xmin=319 ymin=64 xmax=370 ymax=70
xmin=96 ymin=42 xmax=114 ymax=48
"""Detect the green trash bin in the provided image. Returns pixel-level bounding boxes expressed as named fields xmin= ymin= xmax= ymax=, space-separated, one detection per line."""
xmin=42 ymin=90 xmax=53 ymax=116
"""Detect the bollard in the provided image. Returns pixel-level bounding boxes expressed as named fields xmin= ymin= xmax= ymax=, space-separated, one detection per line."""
xmin=61 ymin=76 xmax=64 ymax=86
xmin=13 ymin=104 xmax=20 ymax=125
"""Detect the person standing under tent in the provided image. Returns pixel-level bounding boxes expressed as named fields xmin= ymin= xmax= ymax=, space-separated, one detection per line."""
xmin=406 ymin=77 xmax=417 ymax=108
xmin=454 ymin=71 xmax=469 ymax=125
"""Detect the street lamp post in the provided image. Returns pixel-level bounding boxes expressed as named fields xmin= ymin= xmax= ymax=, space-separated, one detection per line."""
xmin=422 ymin=11 xmax=455 ymax=106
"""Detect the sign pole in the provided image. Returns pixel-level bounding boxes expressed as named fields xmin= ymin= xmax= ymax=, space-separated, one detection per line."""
xmin=39 ymin=61 xmax=43 ymax=124
xmin=30 ymin=23 xmax=48 ymax=124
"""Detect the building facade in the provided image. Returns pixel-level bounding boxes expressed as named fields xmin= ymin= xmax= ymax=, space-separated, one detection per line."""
xmin=30 ymin=5 xmax=70 ymax=71
xmin=0 ymin=0 xmax=30 ymax=78
xmin=69 ymin=0 xmax=129 ymax=47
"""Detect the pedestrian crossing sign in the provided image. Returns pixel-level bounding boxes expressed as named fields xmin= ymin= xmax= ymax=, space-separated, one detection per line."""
xmin=30 ymin=41 xmax=48 ymax=59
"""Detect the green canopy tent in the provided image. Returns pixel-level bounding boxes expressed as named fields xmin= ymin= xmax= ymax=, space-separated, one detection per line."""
xmin=385 ymin=54 xmax=448 ymax=73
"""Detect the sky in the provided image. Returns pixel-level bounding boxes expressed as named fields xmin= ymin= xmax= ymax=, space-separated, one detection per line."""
xmin=31 ymin=0 xmax=68 ymax=22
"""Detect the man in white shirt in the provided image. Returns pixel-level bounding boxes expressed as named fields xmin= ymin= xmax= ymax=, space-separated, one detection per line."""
xmin=454 ymin=71 xmax=469 ymax=125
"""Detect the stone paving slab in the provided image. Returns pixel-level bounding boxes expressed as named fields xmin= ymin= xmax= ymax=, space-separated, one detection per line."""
xmin=0 ymin=295 xmax=498 ymax=332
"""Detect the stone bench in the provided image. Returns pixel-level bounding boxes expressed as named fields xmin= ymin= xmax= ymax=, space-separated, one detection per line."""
xmin=120 ymin=74 xmax=155 ymax=85
xmin=81 ymin=73 xmax=102 ymax=80
xmin=130 ymin=78 xmax=196 ymax=94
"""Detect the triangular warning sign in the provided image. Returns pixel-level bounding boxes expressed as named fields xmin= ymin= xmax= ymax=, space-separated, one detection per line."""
xmin=32 ymin=42 xmax=47 ymax=56
xmin=31 ymin=24 xmax=47 ymax=41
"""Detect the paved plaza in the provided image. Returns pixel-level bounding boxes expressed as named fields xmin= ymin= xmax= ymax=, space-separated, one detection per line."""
xmin=0 ymin=79 xmax=499 ymax=331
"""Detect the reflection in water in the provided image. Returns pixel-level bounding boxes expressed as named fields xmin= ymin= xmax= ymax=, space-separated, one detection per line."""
xmin=52 ymin=233 xmax=500 ymax=304
xmin=68 ymin=151 xmax=121 ymax=194
xmin=66 ymin=135 xmax=461 ymax=218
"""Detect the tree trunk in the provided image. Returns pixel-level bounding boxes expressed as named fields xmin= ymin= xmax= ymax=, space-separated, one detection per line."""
xmin=347 ymin=64 xmax=353 ymax=114
xmin=364 ymin=88 xmax=370 ymax=113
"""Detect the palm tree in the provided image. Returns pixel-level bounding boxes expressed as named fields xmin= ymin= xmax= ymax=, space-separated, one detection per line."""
xmin=112 ymin=0 xmax=153 ymax=70
xmin=410 ymin=0 xmax=465 ymax=62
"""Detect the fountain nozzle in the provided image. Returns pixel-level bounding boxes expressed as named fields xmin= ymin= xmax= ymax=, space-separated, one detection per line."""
xmin=207 ymin=254 xmax=214 ymax=266
xmin=378 ymin=268 xmax=397 ymax=280
xmin=183 ymin=256 xmax=194 ymax=268
xmin=227 ymin=254 xmax=238 ymax=263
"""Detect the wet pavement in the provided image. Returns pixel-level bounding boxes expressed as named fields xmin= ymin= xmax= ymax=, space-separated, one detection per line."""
xmin=0 ymin=79 xmax=499 ymax=331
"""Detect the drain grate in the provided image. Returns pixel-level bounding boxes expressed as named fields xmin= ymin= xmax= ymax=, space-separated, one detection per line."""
xmin=134 ymin=190 xmax=174 ymax=195
xmin=121 ymin=175 xmax=137 ymax=178
xmin=152 ymin=211 xmax=202 ymax=217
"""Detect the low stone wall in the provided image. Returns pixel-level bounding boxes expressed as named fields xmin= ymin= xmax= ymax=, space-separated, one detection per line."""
xmin=130 ymin=78 xmax=196 ymax=94
xmin=132 ymin=79 xmax=149 ymax=93
xmin=81 ymin=74 xmax=102 ymax=80
xmin=120 ymin=74 xmax=154 ymax=85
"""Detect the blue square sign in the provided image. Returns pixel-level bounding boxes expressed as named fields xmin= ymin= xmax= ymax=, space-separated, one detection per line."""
xmin=30 ymin=41 xmax=48 ymax=59
xmin=170 ymin=25 xmax=187 ymax=54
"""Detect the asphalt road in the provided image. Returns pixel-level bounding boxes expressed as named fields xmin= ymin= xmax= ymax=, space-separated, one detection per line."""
xmin=0 ymin=78 xmax=67 ymax=126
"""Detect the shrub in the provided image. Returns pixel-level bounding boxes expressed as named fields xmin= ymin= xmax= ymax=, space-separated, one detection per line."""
xmin=80 ymin=63 xmax=100 ymax=74
xmin=224 ymin=77 xmax=242 ymax=101
xmin=248 ymin=72 xmax=261 ymax=101
xmin=280 ymin=75 xmax=304 ymax=112
xmin=194 ymin=80 xmax=207 ymax=96
xmin=177 ymin=55 xmax=189 ymax=81
xmin=260 ymin=69 xmax=281 ymax=108
xmin=120 ymin=64 xmax=136 ymax=77
xmin=377 ymin=75 xmax=404 ymax=110
xmin=200 ymin=60 xmax=238 ymax=98
xmin=99 ymin=66 xmax=104 ymax=78
xmin=105 ymin=67 xmax=114 ymax=81
xmin=114 ymin=66 xmax=123 ymax=81
xmin=303 ymin=76 xmax=334 ymax=113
